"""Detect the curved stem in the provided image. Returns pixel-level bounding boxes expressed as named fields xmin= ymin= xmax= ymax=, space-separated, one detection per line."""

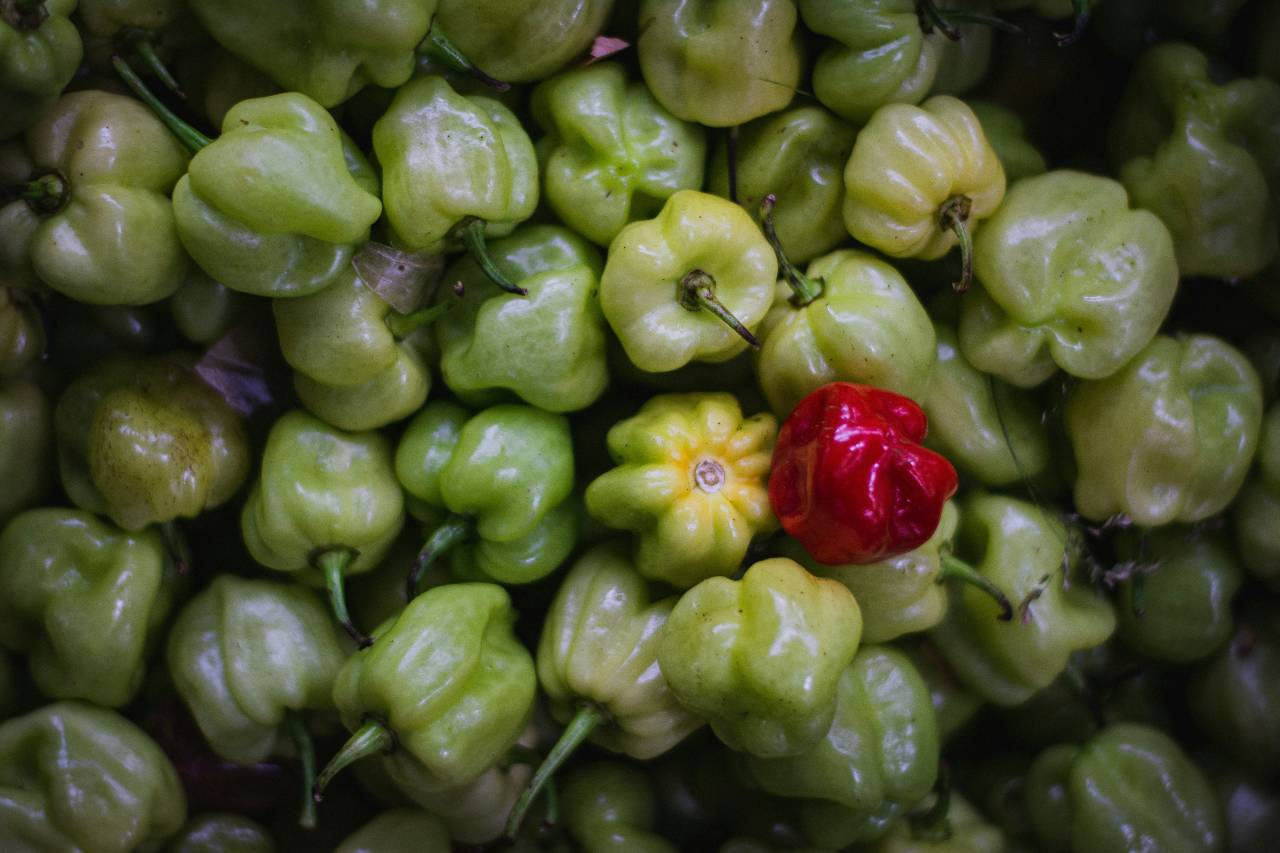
xmin=133 ymin=39 xmax=185 ymax=97
xmin=938 ymin=195 xmax=974 ymax=293
xmin=13 ymin=171 xmax=69 ymax=216
xmin=909 ymin=764 xmax=953 ymax=842
xmin=939 ymin=553 xmax=1013 ymax=621
xmin=286 ymin=711 xmax=318 ymax=830
xmin=916 ymin=0 xmax=1022 ymax=39
xmin=1 ymin=0 xmax=48 ymax=30
xmin=457 ymin=218 xmax=526 ymax=296
xmin=112 ymin=56 xmax=212 ymax=152
xmin=312 ymin=717 xmax=396 ymax=804
xmin=420 ymin=25 xmax=511 ymax=92
xmin=676 ymin=270 xmax=760 ymax=349
xmin=406 ymin=514 xmax=474 ymax=601
xmin=760 ymin=194 xmax=823 ymax=307
xmin=385 ymin=298 xmax=455 ymax=339
xmin=314 ymin=547 xmax=370 ymax=649
xmin=505 ymin=704 xmax=607 ymax=839
xmin=916 ymin=0 xmax=962 ymax=40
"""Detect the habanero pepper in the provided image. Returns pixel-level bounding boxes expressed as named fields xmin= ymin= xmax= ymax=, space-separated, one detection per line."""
xmin=769 ymin=382 xmax=959 ymax=566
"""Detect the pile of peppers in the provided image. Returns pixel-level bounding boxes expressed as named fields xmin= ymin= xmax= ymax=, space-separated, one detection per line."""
xmin=3 ymin=0 xmax=1280 ymax=851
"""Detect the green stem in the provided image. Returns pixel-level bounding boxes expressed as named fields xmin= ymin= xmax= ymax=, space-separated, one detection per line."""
xmin=676 ymin=270 xmax=761 ymax=349
xmin=112 ymin=56 xmax=211 ymax=152
xmin=759 ymin=194 xmax=823 ymax=307
xmin=421 ymin=24 xmax=511 ymax=92
xmin=312 ymin=717 xmax=396 ymax=804
xmin=1054 ymin=0 xmax=1091 ymax=46
xmin=384 ymin=299 xmax=455 ymax=339
xmin=134 ymin=39 xmax=185 ymax=98
xmin=909 ymin=764 xmax=953 ymax=842
xmin=916 ymin=0 xmax=1022 ymax=39
xmin=506 ymin=704 xmax=607 ymax=839
xmin=286 ymin=711 xmax=318 ymax=830
xmin=314 ymin=547 xmax=370 ymax=649
xmin=457 ymin=218 xmax=526 ymax=296
xmin=1 ymin=0 xmax=48 ymax=30
xmin=160 ymin=520 xmax=191 ymax=576
xmin=406 ymin=514 xmax=474 ymax=600
xmin=13 ymin=171 xmax=69 ymax=216
xmin=939 ymin=554 xmax=1013 ymax=622
xmin=938 ymin=195 xmax=974 ymax=293
xmin=916 ymin=0 xmax=962 ymax=40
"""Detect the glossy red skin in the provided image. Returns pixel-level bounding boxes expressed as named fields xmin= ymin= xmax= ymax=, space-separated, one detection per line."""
xmin=769 ymin=382 xmax=958 ymax=565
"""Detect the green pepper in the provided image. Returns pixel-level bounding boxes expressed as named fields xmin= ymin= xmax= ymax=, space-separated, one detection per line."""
xmin=754 ymin=244 xmax=936 ymax=418
xmin=739 ymin=647 xmax=940 ymax=850
xmin=1113 ymin=527 xmax=1242 ymax=663
xmin=436 ymin=225 xmax=609 ymax=412
xmin=0 ymin=701 xmax=186 ymax=852
xmin=1 ymin=90 xmax=189 ymax=305
xmin=959 ymin=170 xmax=1179 ymax=387
xmin=169 ymin=269 xmax=250 ymax=346
xmin=843 ymin=95 xmax=1006 ymax=293
xmin=175 ymin=43 xmax=280 ymax=129
xmin=274 ymin=267 xmax=435 ymax=431
xmin=658 ymin=558 xmax=863 ymax=757
xmin=395 ymin=400 xmax=577 ymax=592
xmin=1233 ymin=405 xmax=1280 ymax=589
xmin=164 ymin=92 xmax=383 ymax=299
xmin=0 ymin=0 xmax=82 ymax=140
xmin=433 ymin=0 xmax=614 ymax=84
xmin=584 ymin=393 xmax=777 ymax=588
xmin=897 ymin=637 xmax=983 ymax=743
xmin=1025 ymin=724 xmax=1224 ymax=853
xmin=1065 ymin=334 xmax=1263 ymax=526
xmin=373 ymin=76 xmax=537 ymax=271
xmin=0 ymin=508 xmax=174 ymax=708
xmin=0 ymin=378 xmax=50 ymax=526
xmin=930 ymin=494 xmax=1116 ymax=706
xmin=54 ymin=351 xmax=251 ymax=532
xmin=335 ymin=809 xmax=450 ymax=853
xmin=923 ymin=323 xmax=1050 ymax=488
xmin=240 ymin=409 xmax=405 ymax=646
xmin=708 ymin=106 xmax=856 ymax=266
xmin=637 ymin=0 xmax=803 ymax=128
xmin=1188 ymin=601 xmax=1280 ymax=781
xmin=0 ymin=142 xmax=39 ymax=292
xmin=532 ymin=61 xmax=706 ymax=248
xmin=314 ymin=583 xmax=536 ymax=804
xmin=868 ymin=793 xmax=1005 ymax=853
xmin=601 ymin=190 xmax=776 ymax=373
xmin=561 ymin=761 xmax=678 ymax=853
xmin=968 ymin=100 xmax=1048 ymax=185
xmin=1109 ymin=43 xmax=1280 ymax=279
xmin=166 ymin=813 xmax=276 ymax=853
xmin=0 ymin=287 xmax=40 ymax=377
xmin=187 ymin=0 xmax=434 ymax=108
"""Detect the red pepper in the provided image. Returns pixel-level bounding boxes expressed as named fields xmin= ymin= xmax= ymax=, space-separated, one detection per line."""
xmin=769 ymin=382 xmax=958 ymax=565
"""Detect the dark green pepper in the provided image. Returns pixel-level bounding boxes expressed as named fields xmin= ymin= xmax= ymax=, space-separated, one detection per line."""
xmin=165 ymin=813 xmax=276 ymax=853
xmin=561 ymin=761 xmax=678 ymax=853
xmin=1233 ymin=405 xmax=1280 ymax=589
xmin=0 ymin=378 xmax=50 ymax=526
xmin=335 ymin=809 xmax=450 ymax=853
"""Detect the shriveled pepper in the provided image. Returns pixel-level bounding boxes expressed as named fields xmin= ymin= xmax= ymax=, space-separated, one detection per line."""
xmin=436 ymin=225 xmax=609 ymax=412
xmin=313 ymin=583 xmax=536 ymax=804
xmin=0 ymin=701 xmax=187 ymax=853
xmin=0 ymin=0 xmax=82 ymax=140
xmin=637 ymin=0 xmax=803 ymax=127
xmin=600 ymin=189 xmax=776 ymax=373
xmin=532 ymin=61 xmax=707 ymax=248
xmin=770 ymin=382 xmax=958 ymax=566
xmin=1109 ymin=43 xmax=1280 ymax=279
xmin=843 ymin=95 xmax=1006 ymax=293
xmin=560 ymin=762 xmax=678 ymax=853
xmin=0 ymin=378 xmax=50 ymax=526
xmin=395 ymin=401 xmax=577 ymax=593
xmin=1065 ymin=334 xmax=1263 ymax=527
xmin=658 ymin=557 xmax=862 ymax=757
xmin=54 ymin=351 xmax=250 ymax=533
xmin=240 ymin=409 xmax=405 ymax=646
xmin=1 ymin=90 xmax=189 ymax=305
xmin=0 ymin=508 xmax=174 ymax=708
xmin=959 ymin=170 xmax=1179 ymax=387
xmin=585 ymin=393 xmax=777 ymax=588
xmin=930 ymin=494 xmax=1116 ymax=706
xmin=335 ymin=808 xmax=450 ymax=853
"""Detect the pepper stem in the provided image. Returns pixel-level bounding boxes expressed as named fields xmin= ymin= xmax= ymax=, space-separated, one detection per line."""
xmin=676 ymin=270 xmax=761 ymax=349
xmin=314 ymin=547 xmax=371 ymax=649
xmin=286 ymin=711 xmax=318 ymax=830
xmin=160 ymin=520 xmax=192 ymax=576
xmin=111 ymin=56 xmax=212 ymax=152
xmin=420 ymin=25 xmax=511 ymax=92
xmin=760 ymin=194 xmax=823 ymax=307
xmin=312 ymin=717 xmax=396 ymax=804
xmin=384 ymin=298 xmax=456 ymax=339
xmin=133 ymin=39 xmax=185 ymax=98
xmin=457 ymin=218 xmax=526 ymax=296
xmin=916 ymin=0 xmax=1023 ymax=39
xmin=13 ymin=171 xmax=69 ymax=216
xmin=506 ymin=704 xmax=608 ymax=839
xmin=908 ymin=764 xmax=953 ymax=842
xmin=938 ymin=195 xmax=975 ymax=293
xmin=406 ymin=514 xmax=475 ymax=601
xmin=1 ymin=0 xmax=48 ymax=30
xmin=1054 ymin=0 xmax=1091 ymax=46
xmin=939 ymin=553 xmax=1014 ymax=621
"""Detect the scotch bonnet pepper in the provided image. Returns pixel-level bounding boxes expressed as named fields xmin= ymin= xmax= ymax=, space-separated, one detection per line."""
xmin=0 ymin=0 xmax=82 ymax=140
xmin=560 ymin=762 xmax=676 ymax=853
xmin=770 ymin=382 xmax=959 ymax=566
